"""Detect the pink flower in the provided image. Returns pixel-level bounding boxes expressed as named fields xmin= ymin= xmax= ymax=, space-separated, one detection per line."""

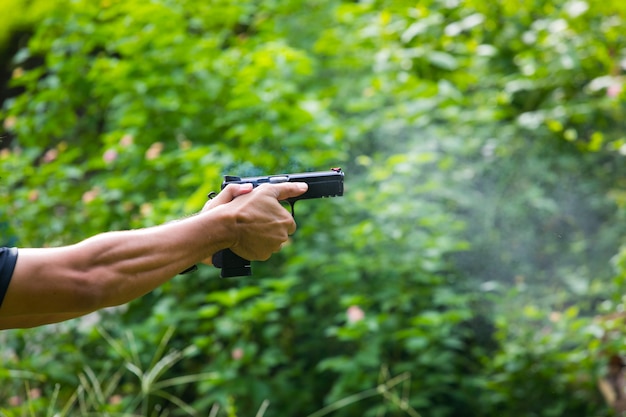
xmin=231 ymin=347 xmax=244 ymax=360
xmin=140 ymin=203 xmax=153 ymax=217
xmin=82 ymin=188 xmax=100 ymax=204
xmin=29 ymin=388 xmax=41 ymax=399
xmin=607 ymin=82 xmax=622 ymax=98
xmin=549 ymin=311 xmax=562 ymax=323
xmin=3 ymin=115 xmax=16 ymax=130
xmin=145 ymin=142 xmax=164 ymax=160
xmin=42 ymin=148 xmax=58 ymax=163
xmin=109 ymin=395 xmax=123 ymax=405
xmin=103 ymin=149 xmax=118 ymax=164
xmin=347 ymin=305 xmax=365 ymax=323
xmin=120 ymin=134 xmax=134 ymax=147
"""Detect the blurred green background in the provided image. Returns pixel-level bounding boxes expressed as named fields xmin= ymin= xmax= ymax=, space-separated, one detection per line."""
xmin=2 ymin=0 xmax=626 ymax=415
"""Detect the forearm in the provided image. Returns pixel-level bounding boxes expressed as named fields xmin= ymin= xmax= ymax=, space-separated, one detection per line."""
xmin=0 ymin=207 xmax=235 ymax=318
xmin=78 ymin=212 xmax=233 ymax=305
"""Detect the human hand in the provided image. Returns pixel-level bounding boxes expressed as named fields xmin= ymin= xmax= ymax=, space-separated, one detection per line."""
xmin=226 ymin=182 xmax=308 ymax=261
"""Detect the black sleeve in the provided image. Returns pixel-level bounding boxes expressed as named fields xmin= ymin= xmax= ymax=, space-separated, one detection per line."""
xmin=0 ymin=247 xmax=18 ymax=308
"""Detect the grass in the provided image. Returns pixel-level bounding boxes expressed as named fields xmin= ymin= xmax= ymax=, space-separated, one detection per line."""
xmin=1 ymin=328 xmax=422 ymax=417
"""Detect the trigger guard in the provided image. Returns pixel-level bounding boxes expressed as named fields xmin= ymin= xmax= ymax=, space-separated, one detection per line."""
xmin=281 ymin=201 xmax=295 ymax=217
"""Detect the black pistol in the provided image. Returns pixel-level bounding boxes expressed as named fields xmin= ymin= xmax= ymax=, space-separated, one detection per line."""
xmin=213 ymin=168 xmax=344 ymax=278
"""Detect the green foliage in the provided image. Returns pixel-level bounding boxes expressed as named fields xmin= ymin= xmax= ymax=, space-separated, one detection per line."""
xmin=2 ymin=0 xmax=626 ymax=416
xmin=0 ymin=0 xmax=63 ymax=47
xmin=480 ymin=297 xmax=606 ymax=416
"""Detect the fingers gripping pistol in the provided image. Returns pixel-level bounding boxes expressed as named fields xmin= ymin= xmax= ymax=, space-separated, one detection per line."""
xmin=212 ymin=168 xmax=344 ymax=278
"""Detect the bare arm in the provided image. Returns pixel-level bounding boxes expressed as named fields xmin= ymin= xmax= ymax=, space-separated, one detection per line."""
xmin=0 ymin=182 xmax=307 ymax=329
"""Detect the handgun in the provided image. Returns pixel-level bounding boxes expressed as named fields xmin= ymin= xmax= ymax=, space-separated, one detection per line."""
xmin=212 ymin=168 xmax=344 ymax=277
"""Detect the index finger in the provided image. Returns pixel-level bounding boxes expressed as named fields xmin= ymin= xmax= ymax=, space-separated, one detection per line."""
xmin=201 ymin=183 xmax=253 ymax=211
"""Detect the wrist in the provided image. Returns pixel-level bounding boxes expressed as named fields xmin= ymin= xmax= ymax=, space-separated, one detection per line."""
xmin=197 ymin=205 xmax=238 ymax=252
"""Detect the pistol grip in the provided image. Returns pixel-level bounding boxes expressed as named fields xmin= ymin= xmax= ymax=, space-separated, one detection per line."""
xmin=212 ymin=249 xmax=252 ymax=278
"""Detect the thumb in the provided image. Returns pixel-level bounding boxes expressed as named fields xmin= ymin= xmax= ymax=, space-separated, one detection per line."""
xmin=268 ymin=182 xmax=309 ymax=201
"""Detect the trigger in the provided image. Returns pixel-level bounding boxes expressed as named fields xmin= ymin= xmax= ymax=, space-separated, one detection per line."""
xmin=289 ymin=201 xmax=295 ymax=217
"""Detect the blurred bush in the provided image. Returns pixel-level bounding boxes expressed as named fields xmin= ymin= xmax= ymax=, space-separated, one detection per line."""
xmin=2 ymin=0 xmax=626 ymax=416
